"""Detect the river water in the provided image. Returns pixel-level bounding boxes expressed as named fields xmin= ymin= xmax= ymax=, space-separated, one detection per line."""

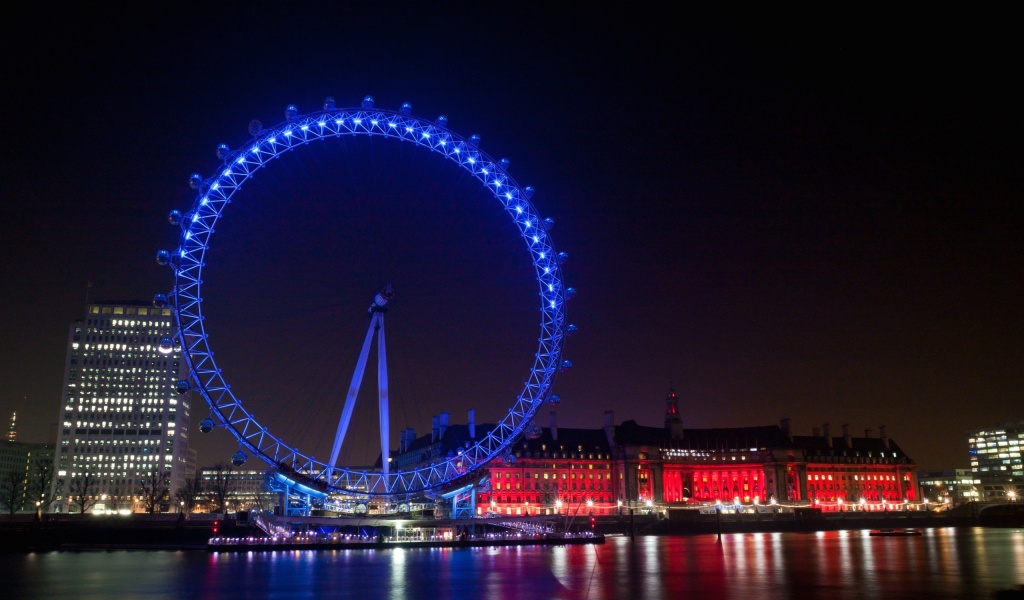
xmin=4 ymin=527 xmax=1023 ymax=599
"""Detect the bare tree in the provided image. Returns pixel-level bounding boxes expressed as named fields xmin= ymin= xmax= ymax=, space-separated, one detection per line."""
xmin=1 ymin=469 xmax=26 ymax=515
xmin=175 ymin=474 xmax=203 ymax=514
xmin=28 ymin=461 xmax=59 ymax=513
xmin=68 ymin=472 xmax=98 ymax=514
xmin=206 ymin=463 xmax=235 ymax=513
xmin=137 ymin=467 xmax=170 ymax=514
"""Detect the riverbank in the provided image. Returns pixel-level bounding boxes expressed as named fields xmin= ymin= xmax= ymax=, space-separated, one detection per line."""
xmin=2 ymin=504 xmax=1020 ymax=553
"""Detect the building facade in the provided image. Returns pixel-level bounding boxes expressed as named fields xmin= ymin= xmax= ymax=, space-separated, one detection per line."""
xmin=967 ymin=421 xmax=1023 ymax=500
xmin=51 ymin=301 xmax=191 ymax=513
xmin=0 ymin=440 xmax=55 ymax=513
xmin=917 ymin=468 xmax=981 ymax=506
xmin=394 ymin=390 xmax=919 ymax=517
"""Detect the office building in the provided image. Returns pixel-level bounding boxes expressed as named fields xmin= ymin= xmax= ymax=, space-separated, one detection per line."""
xmin=968 ymin=421 xmax=1023 ymax=500
xmin=51 ymin=301 xmax=191 ymax=513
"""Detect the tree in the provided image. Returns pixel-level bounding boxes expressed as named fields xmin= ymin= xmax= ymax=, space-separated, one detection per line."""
xmin=68 ymin=472 xmax=98 ymax=514
xmin=175 ymin=474 xmax=203 ymax=515
xmin=1 ymin=469 xmax=26 ymax=515
xmin=206 ymin=463 xmax=236 ymax=513
xmin=27 ymin=461 xmax=60 ymax=513
xmin=137 ymin=467 xmax=170 ymax=514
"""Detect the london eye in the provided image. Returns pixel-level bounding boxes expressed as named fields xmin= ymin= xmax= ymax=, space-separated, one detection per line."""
xmin=156 ymin=96 xmax=575 ymax=499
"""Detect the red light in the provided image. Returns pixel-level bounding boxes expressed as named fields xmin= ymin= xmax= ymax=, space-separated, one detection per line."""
xmin=213 ymin=520 xmax=220 ymax=533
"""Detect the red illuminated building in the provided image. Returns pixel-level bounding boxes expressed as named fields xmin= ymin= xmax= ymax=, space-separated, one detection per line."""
xmin=395 ymin=390 xmax=918 ymax=516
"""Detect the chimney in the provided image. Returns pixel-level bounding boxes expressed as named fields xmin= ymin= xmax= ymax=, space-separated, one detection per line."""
xmin=812 ymin=427 xmax=820 ymax=437
xmin=439 ymin=412 xmax=450 ymax=439
xmin=823 ymin=423 xmax=832 ymax=448
xmin=603 ymin=410 xmax=615 ymax=447
xmin=664 ymin=388 xmax=683 ymax=440
xmin=865 ymin=428 xmax=873 ymax=439
xmin=842 ymin=424 xmax=851 ymax=447
xmin=432 ymin=415 xmax=440 ymax=442
xmin=467 ymin=409 xmax=476 ymax=440
xmin=880 ymin=425 xmax=889 ymax=450
xmin=780 ymin=418 xmax=792 ymax=441
xmin=550 ymin=411 xmax=558 ymax=441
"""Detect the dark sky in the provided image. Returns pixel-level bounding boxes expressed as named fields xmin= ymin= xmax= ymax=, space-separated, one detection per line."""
xmin=1 ymin=4 xmax=1020 ymax=471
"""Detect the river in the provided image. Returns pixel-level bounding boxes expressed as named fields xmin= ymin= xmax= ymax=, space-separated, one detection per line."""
xmin=4 ymin=526 xmax=1022 ymax=599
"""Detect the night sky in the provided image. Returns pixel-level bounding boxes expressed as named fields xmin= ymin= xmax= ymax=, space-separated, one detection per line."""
xmin=2 ymin=5 xmax=1020 ymax=471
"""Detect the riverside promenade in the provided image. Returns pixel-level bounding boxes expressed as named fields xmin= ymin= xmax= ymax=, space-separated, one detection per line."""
xmin=2 ymin=502 xmax=1019 ymax=553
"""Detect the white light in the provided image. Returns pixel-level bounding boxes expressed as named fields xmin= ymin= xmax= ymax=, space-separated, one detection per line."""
xmin=284 ymin=130 xmax=293 ymax=137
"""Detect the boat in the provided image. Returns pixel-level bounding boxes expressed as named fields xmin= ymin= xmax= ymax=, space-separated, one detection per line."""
xmin=869 ymin=528 xmax=922 ymax=537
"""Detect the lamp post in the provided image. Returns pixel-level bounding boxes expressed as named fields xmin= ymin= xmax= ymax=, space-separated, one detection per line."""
xmin=715 ymin=499 xmax=723 ymax=543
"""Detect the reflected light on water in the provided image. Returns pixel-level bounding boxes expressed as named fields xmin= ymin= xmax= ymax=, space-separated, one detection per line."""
xmin=6 ymin=528 xmax=1024 ymax=600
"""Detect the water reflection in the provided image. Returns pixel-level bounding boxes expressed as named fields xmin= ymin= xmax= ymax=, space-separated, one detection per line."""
xmin=3 ymin=527 xmax=1022 ymax=599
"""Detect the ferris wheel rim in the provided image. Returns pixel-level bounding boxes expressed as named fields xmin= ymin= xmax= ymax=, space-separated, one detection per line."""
xmin=160 ymin=97 xmax=572 ymax=497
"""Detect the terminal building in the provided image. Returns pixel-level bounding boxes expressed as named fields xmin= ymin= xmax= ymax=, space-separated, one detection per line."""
xmin=394 ymin=389 xmax=919 ymax=517
xmin=51 ymin=301 xmax=192 ymax=513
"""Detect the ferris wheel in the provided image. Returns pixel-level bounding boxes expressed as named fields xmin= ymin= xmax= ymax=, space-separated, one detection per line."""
xmin=155 ymin=96 xmax=575 ymax=497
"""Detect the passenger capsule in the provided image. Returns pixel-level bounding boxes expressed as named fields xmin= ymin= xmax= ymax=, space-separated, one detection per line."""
xmin=216 ymin=143 xmax=230 ymax=161
xmin=231 ymin=451 xmax=247 ymax=466
xmin=152 ymin=293 xmax=168 ymax=308
xmin=542 ymin=217 xmax=555 ymax=230
xmin=435 ymin=115 xmax=448 ymax=128
xmin=189 ymin=173 xmax=204 ymax=190
xmin=199 ymin=418 xmax=215 ymax=433
xmin=523 ymin=186 xmax=535 ymax=199
xmin=565 ymin=287 xmax=577 ymax=301
xmin=499 ymin=158 xmax=510 ymax=171
xmin=566 ymin=323 xmax=578 ymax=336
xmin=399 ymin=102 xmax=412 ymax=115
xmin=502 ymin=453 xmax=517 ymax=465
xmin=559 ymin=359 xmax=573 ymax=372
xmin=323 ymin=96 xmax=336 ymax=110
xmin=156 ymin=250 xmax=171 ymax=266
xmin=557 ymin=251 xmax=569 ymax=265
xmin=548 ymin=394 xmax=561 ymax=404
xmin=527 ymin=425 xmax=543 ymax=439
xmin=167 ymin=210 xmax=182 ymax=226
xmin=468 ymin=134 xmax=480 ymax=147
xmin=361 ymin=95 xmax=375 ymax=109
xmin=174 ymin=380 xmax=190 ymax=394
xmin=158 ymin=337 xmax=174 ymax=354
xmin=248 ymin=120 xmax=263 ymax=136
xmin=284 ymin=104 xmax=299 ymax=121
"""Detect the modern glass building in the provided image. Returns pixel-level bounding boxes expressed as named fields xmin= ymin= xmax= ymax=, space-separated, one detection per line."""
xmin=51 ymin=301 xmax=191 ymax=513
xmin=968 ymin=421 xmax=1023 ymax=500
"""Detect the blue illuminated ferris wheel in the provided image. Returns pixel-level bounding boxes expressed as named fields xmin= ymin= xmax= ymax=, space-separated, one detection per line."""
xmin=155 ymin=96 xmax=575 ymax=497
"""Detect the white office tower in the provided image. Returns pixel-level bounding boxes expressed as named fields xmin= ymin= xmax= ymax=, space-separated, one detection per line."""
xmin=52 ymin=301 xmax=191 ymax=513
